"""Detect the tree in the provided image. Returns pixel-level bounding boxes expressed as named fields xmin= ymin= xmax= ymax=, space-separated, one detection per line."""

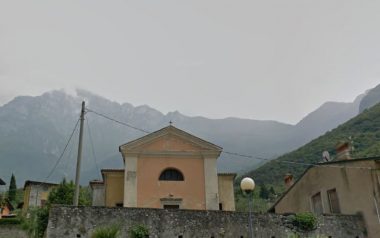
xmin=268 ymin=186 xmax=277 ymax=201
xmin=48 ymin=179 xmax=91 ymax=206
xmin=259 ymin=184 xmax=269 ymax=199
xmin=8 ymin=173 xmax=17 ymax=202
xmin=269 ymin=186 xmax=276 ymax=196
xmin=48 ymin=179 xmax=74 ymax=205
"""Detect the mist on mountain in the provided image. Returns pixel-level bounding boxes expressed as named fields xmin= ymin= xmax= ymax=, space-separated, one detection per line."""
xmin=0 ymin=85 xmax=379 ymax=186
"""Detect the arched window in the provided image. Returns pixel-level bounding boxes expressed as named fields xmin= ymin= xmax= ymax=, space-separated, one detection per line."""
xmin=159 ymin=168 xmax=184 ymax=181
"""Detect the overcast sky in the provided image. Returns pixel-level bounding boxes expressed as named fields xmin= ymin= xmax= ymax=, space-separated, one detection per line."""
xmin=0 ymin=1 xmax=379 ymax=124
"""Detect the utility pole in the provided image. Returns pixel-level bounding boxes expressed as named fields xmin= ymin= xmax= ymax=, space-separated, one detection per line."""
xmin=73 ymin=101 xmax=85 ymax=206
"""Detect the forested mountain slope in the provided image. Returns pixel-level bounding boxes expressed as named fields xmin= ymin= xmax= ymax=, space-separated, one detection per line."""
xmin=249 ymin=102 xmax=380 ymax=186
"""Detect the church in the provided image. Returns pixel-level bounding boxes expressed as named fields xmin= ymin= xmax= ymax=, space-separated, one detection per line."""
xmin=90 ymin=125 xmax=236 ymax=211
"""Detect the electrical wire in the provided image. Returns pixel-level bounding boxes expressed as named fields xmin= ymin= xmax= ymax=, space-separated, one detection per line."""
xmin=86 ymin=108 xmax=151 ymax=134
xmin=43 ymin=118 xmax=80 ymax=182
xmin=83 ymin=109 xmax=374 ymax=171
xmin=3 ymin=118 xmax=81 ymax=206
xmin=85 ymin=115 xmax=101 ymax=177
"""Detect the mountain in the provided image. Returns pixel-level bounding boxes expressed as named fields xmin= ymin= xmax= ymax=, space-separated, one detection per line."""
xmin=248 ymin=101 xmax=380 ymax=187
xmin=1 ymin=84 xmax=380 ymax=186
xmin=293 ymin=94 xmax=363 ymax=144
xmin=359 ymin=84 xmax=380 ymax=113
xmin=0 ymin=90 xmax=297 ymax=186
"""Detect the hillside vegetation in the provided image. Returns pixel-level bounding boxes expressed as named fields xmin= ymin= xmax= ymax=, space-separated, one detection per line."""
xmin=248 ymin=102 xmax=380 ymax=186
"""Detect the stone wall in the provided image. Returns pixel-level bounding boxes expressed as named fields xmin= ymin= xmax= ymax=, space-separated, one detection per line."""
xmin=0 ymin=225 xmax=28 ymax=238
xmin=47 ymin=206 xmax=366 ymax=238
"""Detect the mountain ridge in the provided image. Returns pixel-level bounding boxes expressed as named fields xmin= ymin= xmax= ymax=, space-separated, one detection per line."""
xmin=1 ymin=84 xmax=379 ymax=186
xmin=249 ymin=100 xmax=380 ymax=187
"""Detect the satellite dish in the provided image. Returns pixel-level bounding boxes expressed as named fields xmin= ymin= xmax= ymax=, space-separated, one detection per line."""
xmin=322 ymin=151 xmax=331 ymax=162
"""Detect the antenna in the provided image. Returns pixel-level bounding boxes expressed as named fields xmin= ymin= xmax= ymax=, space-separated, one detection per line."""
xmin=322 ymin=151 xmax=331 ymax=162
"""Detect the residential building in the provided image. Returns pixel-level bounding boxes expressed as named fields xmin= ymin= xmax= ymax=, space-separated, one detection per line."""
xmin=0 ymin=199 xmax=15 ymax=219
xmin=23 ymin=180 xmax=58 ymax=212
xmin=269 ymin=142 xmax=380 ymax=238
xmin=90 ymin=125 xmax=236 ymax=211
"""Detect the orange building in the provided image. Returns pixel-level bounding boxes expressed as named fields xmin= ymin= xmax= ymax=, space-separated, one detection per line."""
xmin=90 ymin=125 xmax=236 ymax=211
xmin=0 ymin=199 xmax=14 ymax=219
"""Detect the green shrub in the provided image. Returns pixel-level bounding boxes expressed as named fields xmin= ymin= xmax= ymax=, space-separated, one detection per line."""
xmin=0 ymin=218 xmax=21 ymax=225
xmin=292 ymin=212 xmax=317 ymax=231
xmin=20 ymin=207 xmax=49 ymax=238
xmin=129 ymin=224 xmax=149 ymax=238
xmin=92 ymin=224 xmax=120 ymax=238
xmin=35 ymin=207 xmax=49 ymax=237
xmin=287 ymin=233 xmax=300 ymax=238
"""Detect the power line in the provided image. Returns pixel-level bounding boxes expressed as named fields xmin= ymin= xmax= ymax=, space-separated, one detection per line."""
xmin=44 ymin=118 xmax=80 ymax=182
xmin=83 ymin=109 xmax=374 ymax=171
xmin=223 ymin=151 xmax=270 ymax=161
xmin=86 ymin=108 xmax=151 ymax=134
xmin=223 ymin=151 xmax=373 ymax=170
xmin=60 ymin=119 xmax=80 ymax=178
xmin=21 ymin=118 xmax=80 ymax=207
xmin=85 ymin=115 xmax=101 ymax=177
xmin=222 ymin=151 xmax=310 ymax=166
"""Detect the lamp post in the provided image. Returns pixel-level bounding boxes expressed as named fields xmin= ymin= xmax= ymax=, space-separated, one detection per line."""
xmin=240 ymin=177 xmax=255 ymax=238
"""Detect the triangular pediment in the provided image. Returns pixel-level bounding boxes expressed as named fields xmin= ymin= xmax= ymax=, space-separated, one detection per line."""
xmin=119 ymin=126 xmax=222 ymax=155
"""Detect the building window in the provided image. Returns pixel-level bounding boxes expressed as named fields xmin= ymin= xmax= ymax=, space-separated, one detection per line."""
xmin=163 ymin=204 xmax=180 ymax=209
xmin=327 ymin=189 xmax=341 ymax=214
xmin=159 ymin=168 xmax=184 ymax=181
xmin=161 ymin=197 xmax=182 ymax=209
xmin=311 ymin=192 xmax=323 ymax=215
xmin=115 ymin=203 xmax=123 ymax=207
xmin=219 ymin=203 xmax=223 ymax=211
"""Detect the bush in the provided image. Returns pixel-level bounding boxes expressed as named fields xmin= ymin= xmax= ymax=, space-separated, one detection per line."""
xmin=35 ymin=207 xmax=50 ymax=237
xmin=292 ymin=212 xmax=317 ymax=231
xmin=0 ymin=218 xmax=21 ymax=225
xmin=20 ymin=207 xmax=49 ymax=238
xmin=92 ymin=224 xmax=120 ymax=238
xmin=129 ymin=224 xmax=149 ymax=238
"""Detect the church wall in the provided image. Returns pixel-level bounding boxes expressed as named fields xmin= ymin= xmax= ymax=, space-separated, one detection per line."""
xmin=136 ymin=156 xmax=206 ymax=210
xmin=104 ymin=171 xmax=124 ymax=207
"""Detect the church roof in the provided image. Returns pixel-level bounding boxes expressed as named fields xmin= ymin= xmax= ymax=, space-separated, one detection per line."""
xmin=119 ymin=125 xmax=222 ymax=156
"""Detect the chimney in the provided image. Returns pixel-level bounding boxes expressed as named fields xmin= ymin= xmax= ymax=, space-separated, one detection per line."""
xmin=284 ymin=173 xmax=294 ymax=188
xmin=336 ymin=141 xmax=351 ymax=160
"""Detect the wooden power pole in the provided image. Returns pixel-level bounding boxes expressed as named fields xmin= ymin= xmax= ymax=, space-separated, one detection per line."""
xmin=73 ymin=101 xmax=85 ymax=206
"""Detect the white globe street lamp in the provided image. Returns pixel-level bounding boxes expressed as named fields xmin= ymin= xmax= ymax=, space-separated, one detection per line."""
xmin=240 ymin=177 xmax=255 ymax=192
xmin=240 ymin=177 xmax=255 ymax=238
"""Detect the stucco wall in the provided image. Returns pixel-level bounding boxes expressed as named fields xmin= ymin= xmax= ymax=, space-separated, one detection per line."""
xmin=218 ymin=175 xmax=235 ymax=211
xmin=22 ymin=186 xmax=31 ymax=213
xmin=90 ymin=184 xmax=105 ymax=206
xmin=23 ymin=184 xmax=55 ymax=212
xmin=274 ymin=160 xmax=380 ymax=238
xmin=104 ymin=171 xmax=124 ymax=207
xmin=204 ymin=157 xmax=219 ymax=210
xmin=47 ymin=206 xmax=366 ymax=238
xmin=118 ymin=126 xmax=227 ymax=211
xmin=137 ymin=156 xmax=206 ymax=210
xmin=124 ymin=156 xmax=138 ymax=207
